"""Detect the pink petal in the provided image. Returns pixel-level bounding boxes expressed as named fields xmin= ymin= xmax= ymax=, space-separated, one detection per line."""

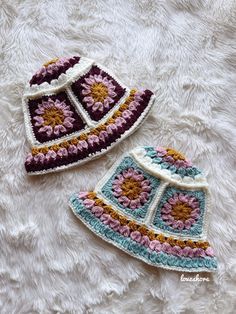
xmin=38 ymin=125 xmax=53 ymax=137
xmin=140 ymin=192 xmax=149 ymax=200
xmin=109 ymin=219 xmax=120 ymax=231
xmin=133 ymin=174 xmax=144 ymax=181
xmin=77 ymin=140 xmax=88 ymax=151
xmin=130 ymin=231 xmax=142 ymax=243
xmin=172 ymin=221 xmax=179 ymax=229
xmin=68 ymin=145 xmax=78 ymax=155
xmin=91 ymin=206 xmax=104 ymax=217
xmin=92 ymin=102 xmax=103 ymax=112
xmin=163 ymin=203 xmax=172 ymax=211
xmin=25 ymin=153 xmax=34 ymax=165
xmin=108 ymin=91 xmax=117 ymax=98
xmin=54 ymin=125 xmax=62 ymax=135
xmin=161 ymin=207 xmax=171 ymax=214
xmin=119 ymin=225 xmax=130 ymax=237
xmin=100 ymin=214 xmax=111 ymax=225
xmin=164 ymin=156 xmax=174 ymax=163
xmin=190 ymin=201 xmax=199 ymax=209
xmin=78 ymin=192 xmax=88 ymax=199
xmin=103 ymin=99 xmax=110 ymax=108
xmin=142 ymin=186 xmax=151 ymax=192
xmin=205 ymin=247 xmax=214 ymax=257
xmin=63 ymin=117 xmax=75 ymax=127
xmin=34 ymin=153 xmax=45 ymax=164
xmin=156 ymin=147 xmax=167 ymax=156
xmin=191 ymin=208 xmax=200 ymax=215
xmin=172 ymin=246 xmax=182 ymax=256
xmin=168 ymin=197 xmax=177 ymax=205
xmin=130 ymin=200 xmax=138 ymax=209
xmin=63 ymin=110 xmax=73 ymax=117
xmin=141 ymin=180 xmax=150 ymax=187
xmin=113 ymin=178 xmax=124 ymax=185
xmin=33 ymin=116 xmax=44 ymax=125
xmin=149 ymin=240 xmax=162 ymax=252
xmin=83 ymin=199 xmax=95 ymax=209
xmin=161 ymin=242 xmax=172 ymax=253
xmin=162 ymin=214 xmax=172 ymax=221
xmin=178 ymin=193 xmax=189 ymax=203
xmin=99 ymin=130 xmax=109 ymax=142
xmin=176 ymin=220 xmax=185 ymax=230
xmin=115 ymin=117 xmax=126 ymax=127
xmin=191 ymin=212 xmax=200 ymax=220
xmin=118 ymin=196 xmax=130 ymax=207
xmin=35 ymin=108 xmax=44 ymax=115
xmin=140 ymin=235 xmax=150 ymax=247
xmin=182 ymin=246 xmax=192 ymax=257
xmin=83 ymin=96 xmax=94 ymax=103
xmin=57 ymin=148 xmax=68 ymax=157
xmin=45 ymin=150 xmax=57 ymax=161
xmin=82 ymin=89 xmax=91 ymax=95
xmin=84 ymin=77 xmax=95 ymax=85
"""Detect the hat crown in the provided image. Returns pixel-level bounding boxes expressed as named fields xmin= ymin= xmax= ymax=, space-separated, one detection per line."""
xmin=29 ymin=56 xmax=81 ymax=86
xmin=131 ymin=146 xmax=206 ymax=187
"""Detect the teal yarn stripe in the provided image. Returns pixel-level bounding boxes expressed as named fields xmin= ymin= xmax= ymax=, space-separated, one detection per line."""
xmin=144 ymin=146 xmax=202 ymax=178
xmin=69 ymin=195 xmax=217 ymax=271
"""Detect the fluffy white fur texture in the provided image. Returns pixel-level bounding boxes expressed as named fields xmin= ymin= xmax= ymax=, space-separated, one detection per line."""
xmin=0 ymin=0 xmax=236 ymax=313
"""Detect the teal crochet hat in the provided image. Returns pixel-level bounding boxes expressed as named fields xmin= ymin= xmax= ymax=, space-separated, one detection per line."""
xmin=69 ymin=146 xmax=217 ymax=272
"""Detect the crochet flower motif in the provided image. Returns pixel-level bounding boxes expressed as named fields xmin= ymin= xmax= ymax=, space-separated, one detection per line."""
xmin=156 ymin=147 xmax=192 ymax=167
xmin=161 ymin=193 xmax=200 ymax=230
xmin=112 ymin=168 xmax=152 ymax=209
xmin=30 ymin=56 xmax=80 ymax=85
xmin=33 ymin=98 xmax=75 ymax=137
xmin=146 ymin=147 xmax=201 ymax=178
xmin=81 ymin=73 xmax=117 ymax=112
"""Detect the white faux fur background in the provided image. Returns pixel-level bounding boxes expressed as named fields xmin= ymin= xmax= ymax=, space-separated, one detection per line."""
xmin=1 ymin=0 xmax=236 ymax=313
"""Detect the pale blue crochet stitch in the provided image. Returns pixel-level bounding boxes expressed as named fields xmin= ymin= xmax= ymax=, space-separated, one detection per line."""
xmin=70 ymin=195 xmax=217 ymax=271
xmin=101 ymin=156 xmax=160 ymax=222
xmin=152 ymin=187 xmax=205 ymax=236
xmin=144 ymin=146 xmax=202 ymax=178
xmin=69 ymin=146 xmax=218 ymax=273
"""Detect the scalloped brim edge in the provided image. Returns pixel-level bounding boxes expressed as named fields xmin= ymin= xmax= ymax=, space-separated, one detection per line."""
xmin=69 ymin=194 xmax=217 ymax=273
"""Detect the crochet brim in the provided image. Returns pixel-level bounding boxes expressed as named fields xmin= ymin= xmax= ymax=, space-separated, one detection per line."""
xmin=69 ymin=192 xmax=217 ymax=273
xmin=25 ymin=90 xmax=155 ymax=175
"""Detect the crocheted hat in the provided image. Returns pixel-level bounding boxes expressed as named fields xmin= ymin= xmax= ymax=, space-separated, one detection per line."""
xmin=69 ymin=146 xmax=217 ymax=272
xmin=23 ymin=56 xmax=155 ymax=175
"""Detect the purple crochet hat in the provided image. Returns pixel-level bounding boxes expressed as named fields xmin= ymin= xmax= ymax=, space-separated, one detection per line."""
xmin=22 ymin=56 xmax=155 ymax=175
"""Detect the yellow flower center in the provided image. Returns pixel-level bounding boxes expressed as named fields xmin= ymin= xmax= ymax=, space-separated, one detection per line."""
xmin=121 ymin=178 xmax=142 ymax=200
xmin=171 ymin=202 xmax=192 ymax=221
xmin=43 ymin=57 xmax=59 ymax=67
xmin=166 ymin=148 xmax=186 ymax=161
xmin=42 ymin=107 xmax=64 ymax=127
xmin=90 ymin=83 xmax=109 ymax=103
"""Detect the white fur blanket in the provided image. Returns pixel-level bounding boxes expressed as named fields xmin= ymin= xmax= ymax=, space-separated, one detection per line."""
xmin=1 ymin=0 xmax=236 ymax=313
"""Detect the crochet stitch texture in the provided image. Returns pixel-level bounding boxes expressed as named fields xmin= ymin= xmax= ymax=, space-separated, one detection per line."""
xmin=69 ymin=146 xmax=217 ymax=272
xmin=23 ymin=56 xmax=155 ymax=174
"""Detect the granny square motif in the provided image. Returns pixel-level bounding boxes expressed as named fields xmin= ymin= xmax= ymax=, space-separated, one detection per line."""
xmin=100 ymin=156 xmax=161 ymax=222
xmin=23 ymin=56 xmax=155 ymax=175
xmin=69 ymin=146 xmax=218 ymax=272
xmin=71 ymin=65 xmax=126 ymax=121
xmin=27 ymin=92 xmax=86 ymax=143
